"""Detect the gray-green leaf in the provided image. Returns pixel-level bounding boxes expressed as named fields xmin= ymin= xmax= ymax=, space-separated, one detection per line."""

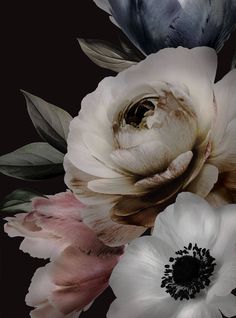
xmin=0 ymin=142 xmax=64 ymax=180
xmin=0 ymin=188 xmax=45 ymax=213
xmin=78 ymin=39 xmax=138 ymax=72
xmin=22 ymin=91 xmax=72 ymax=153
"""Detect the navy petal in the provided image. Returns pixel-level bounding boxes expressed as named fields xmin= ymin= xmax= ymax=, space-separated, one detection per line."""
xmin=94 ymin=0 xmax=236 ymax=55
xmin=99 ymin=0 xmax=182 ymax=54
xmin=166 ymin=0 xmax=236 ymax=52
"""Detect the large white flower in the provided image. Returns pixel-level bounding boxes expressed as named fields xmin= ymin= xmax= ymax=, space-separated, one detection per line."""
xmin=65 ymin=46 xmax=236 ymax=246
xmin=108 ymin=193 xmax=236 ymax=318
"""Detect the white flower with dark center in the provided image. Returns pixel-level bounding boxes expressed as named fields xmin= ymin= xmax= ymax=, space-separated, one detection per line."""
xmin=108 ymin=193 xmax=236 ymax=318
xmin=65 ymin=46 xmax=236 ymax=246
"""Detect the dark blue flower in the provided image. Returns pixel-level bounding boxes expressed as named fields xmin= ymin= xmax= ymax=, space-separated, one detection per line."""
xmin=94 ymin=0 xmax=236 ymax=55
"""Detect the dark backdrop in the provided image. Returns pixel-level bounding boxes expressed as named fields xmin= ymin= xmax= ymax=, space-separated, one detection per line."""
xmin=1 ymin=2 xmax=236 ymax=318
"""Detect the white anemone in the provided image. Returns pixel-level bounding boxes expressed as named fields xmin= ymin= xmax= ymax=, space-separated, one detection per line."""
xmin=108 ymin=193 xmax=236 ymax=318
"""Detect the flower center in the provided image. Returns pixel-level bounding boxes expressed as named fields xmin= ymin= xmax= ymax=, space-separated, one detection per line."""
xmin=123 ymin=98 xmax=156 ymax=127
xmin=161 ymin=243 xmax=216 ymax=301
xmin=173 ymin=256 xmax=200 ymax=285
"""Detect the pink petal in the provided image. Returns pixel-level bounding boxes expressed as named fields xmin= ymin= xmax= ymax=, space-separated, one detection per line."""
xmin=52 ymin=245 xmax=122 ymax=287
xmin=32 ymin=191 xmax=84 ymax=220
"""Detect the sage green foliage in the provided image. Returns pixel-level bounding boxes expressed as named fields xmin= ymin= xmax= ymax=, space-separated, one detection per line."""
xmin=0 ymin=142 xmax=64 ymax=180
xmin=0 ymin=188 xmax=45 ymax=213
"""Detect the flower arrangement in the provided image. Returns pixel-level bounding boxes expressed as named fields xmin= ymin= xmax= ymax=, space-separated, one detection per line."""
xmin=1 ymin=1 xmax=236 ymax=318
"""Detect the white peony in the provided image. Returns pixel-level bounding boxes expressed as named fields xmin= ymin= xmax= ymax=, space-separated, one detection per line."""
xmin=65 ymin=46 xmax=236 ymax=246
xmin=108 ymin=193 xmax=236 ymax=318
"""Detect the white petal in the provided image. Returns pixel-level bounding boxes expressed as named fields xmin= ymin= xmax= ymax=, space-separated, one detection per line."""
xmin=81 ymin=204 xmax=145 ymax=246
xmin=122 ymin=47 xmax=216 ymax=134
xmin=186 ymin=164 xmax=219 ymax=197
xmin=107 ymin=297 xmax=178 ymax=318
xmin=4 ymin=218 xmax=67 ymax=259
xmin=26 ymin=265 xmax=54 ymax=307
xmin=211 ymin=205 xmax=236 ymax=260
xmin=30 ymin=303 xmax=70 ymax=318
xmin=153 ymin=193 xmax=220 ymax=250
xmin=20 ymin=237 xmax=66 ymax=260
xmin=216 ymin=294 xmax=236 ymax=317
xmin=64 ymin=156 xmax=118 ymax=205
xmin=114 ymin=124 xmax=159 ymax=149
xmin=136 ymin=151 xmax=193 ymax=187
xmin=67 ymin=142 xmax=121 ymax=178
xmin=88 ymin=177 xmax=145 ymax=195
xmin=82 ymin=132 xmax=120 ymax=172
xmin=175 ymin=300 xmax=221 ymax=318
xmin=207 ymin=255 xmax=236 ymax=300
xmin=207 ymin=204 xmax=236 ymax=299
xmin=211 ymin=69 xmax=236 ymax=153
xmin=110 ymin=236 xmax=174 ymax=301
xmin=111 ymin=140 xmax=172 ymax=176
xmin=191 ymin=47 xmax=217 ymax=84
xmin=205 ymin=187 xmax=232 ymax=208
xmin=209 ymin=118 xmax=236 ymax=172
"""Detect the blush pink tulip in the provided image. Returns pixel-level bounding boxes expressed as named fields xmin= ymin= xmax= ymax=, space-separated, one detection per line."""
xmin=5 ymin=191 xmax=123 ymax=317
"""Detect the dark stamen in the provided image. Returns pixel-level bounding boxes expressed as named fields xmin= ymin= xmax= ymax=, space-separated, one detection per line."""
xmin=161 ymin=243 xmax=216 ymax=301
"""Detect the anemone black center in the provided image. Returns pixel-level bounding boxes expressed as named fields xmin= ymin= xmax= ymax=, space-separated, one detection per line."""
xmin=161 ymin=243 xmax=216 ymax=301
xmin=124 ymin=99 xmax=155 ymax=127
xmin=172 ymin=255 xmax=201 ymax=285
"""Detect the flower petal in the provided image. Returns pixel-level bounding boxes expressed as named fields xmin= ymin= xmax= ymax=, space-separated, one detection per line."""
xmin=67 ymin=141 xmax=121 ymax=178
xmin=210 ymin=118 xmax=236 ymax=172
xmin=110 ymin=236 xmax=174 ymax=301
xmin=216 ymin=294 xmax=236 ymax=317
xmin=186 ymin=164 xmax=218 ymax=197
xmin=81 ymin=204 xmax=145 ymax=246
xmin=32 ymin=191 xmax=83 ymax=219
xmin=153 ymin=193 xmax=220 ymax=250
xmin=50 ymin=245 xmax=118 ymax=314
xmin=30 ymin=302 xmax=75 ymax=318
xmin=94 ymin=0 xmax=182 ymax=55
xmin=122 ymin=47 xmax=216 ymax=135
xmin=19 ymin=237 xmax=66 ymax=259
xmin=167 ymin=1 xmax=236 ymax=52
xmin=87 ymin=176 xmax=146 ymax=195
xmin=207 ymin=255 xmax=236 ymax=301
xmin=110 ymin=140 xmax=172 ymax=176
xmin=210 ymin=70 xmax=236 ymax=171
xmin=205 ymin=206 xmax=236 ymax=300
xmin=64 ymin=157 xmax=117 ymax=205
xmin=206 ymin=186 xmax=232 ymax=208
xmin=175 ymin=300 xmax=221 ymax=318
xmin=93 ymin=0 xmax=110 ymax=14
xmin=26 ymin=265 xmax=54 ymax=307
xmin=136 ymin=151 xmax=193 ymax=188
xmin=4 ymin=214 xmax=67 ymax=259
xmin=107 ymin=297 xmax=177 ymax=318
xmin=211 ymin=205 xmax=236 ymax=260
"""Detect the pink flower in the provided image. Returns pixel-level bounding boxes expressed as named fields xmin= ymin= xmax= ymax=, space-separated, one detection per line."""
xmin=4 ymin=191 xmax=123 ymax=317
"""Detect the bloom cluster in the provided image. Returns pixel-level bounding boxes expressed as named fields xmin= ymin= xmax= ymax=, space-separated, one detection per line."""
xmin=2 ymin=1 xmax=236 ymax=318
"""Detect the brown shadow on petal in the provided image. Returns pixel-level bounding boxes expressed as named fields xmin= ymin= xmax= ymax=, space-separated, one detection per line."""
xmin=110 ymin=147 xmax=202 ymax=228
xmin=110 ymin=182 xmax=182 ymax=227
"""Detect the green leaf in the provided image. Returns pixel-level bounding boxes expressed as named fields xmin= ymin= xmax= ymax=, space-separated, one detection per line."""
xmin=0 ymin=188 xmax=45 ymax=213
xmin=22 ymin=91 xmax=72 ymax=153
xmin=0 ymin=142 xmax=64 ymax=180
xmin=78 ymin=38 xmax=138 ymax=72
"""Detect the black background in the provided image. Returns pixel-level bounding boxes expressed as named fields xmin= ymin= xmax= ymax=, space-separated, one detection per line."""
xmin=1 ymin=2 xmax=236 ymax=318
